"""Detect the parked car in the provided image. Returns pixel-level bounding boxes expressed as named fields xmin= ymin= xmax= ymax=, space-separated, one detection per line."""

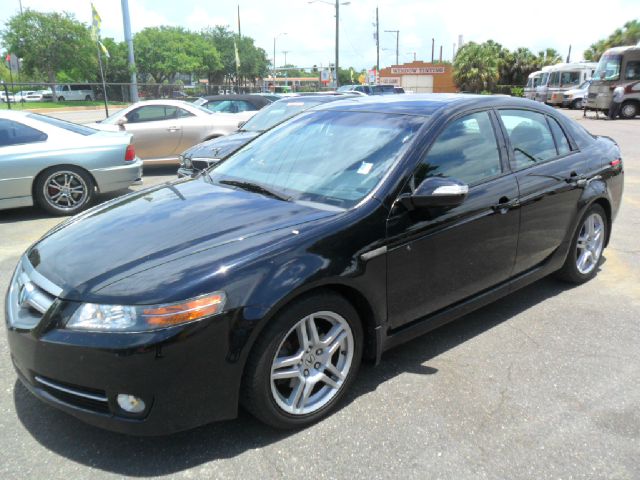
xmin=52 ymin=84 xmax=95 ymax=101
xmin=89 ymin=100 xmax=256 ymax=163
xmin=0 ymin=110 xmax=141 ymax=215
xmin=5 ymin=94 xmax=623 ymax=434
xmin=178 ymin=94 xmax=354 ymax=177
xmin=193 ymin=94 xmax=272 ymax=113
xmin=337 ymin=84 xmax=373 ymax=95
xmin=562 ymin=80 xmax=592 ymax=109
xmin=1 ymin=90 xmax=44 ymax=102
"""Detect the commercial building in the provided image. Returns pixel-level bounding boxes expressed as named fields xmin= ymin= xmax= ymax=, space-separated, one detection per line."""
xmin=378 ymin=61 xmax=457 ymax=93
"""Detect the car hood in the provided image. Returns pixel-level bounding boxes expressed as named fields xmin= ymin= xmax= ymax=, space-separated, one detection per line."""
xmin=28 ymin=178 xmax=335 ymax=303
xmin=183 ymin=131 xmax=259 ymax=160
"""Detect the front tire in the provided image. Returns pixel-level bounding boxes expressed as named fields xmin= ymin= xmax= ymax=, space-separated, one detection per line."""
xmin=572 ymin=99 xmax=583 ymax=110
xmin=241 ymin=292 xmax=363 ymax=429
xmin=555 ymin=204 xmax=607 ymax=284
xmin=620 ymin=101 xmax=638 ymax=119
xmin=34 ymin=166 xmax=95 ymax=216
xmin=85 ymin=95 xmax=92 ymax=101
xmin=58 ymin=96 xmax=65 ymax=102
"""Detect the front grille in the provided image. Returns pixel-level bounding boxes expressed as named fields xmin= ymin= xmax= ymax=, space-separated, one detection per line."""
xmin=6 ymin=256 xmax=61 ymax=330
xmin=34 ymin=375 xmax=110 ymax=414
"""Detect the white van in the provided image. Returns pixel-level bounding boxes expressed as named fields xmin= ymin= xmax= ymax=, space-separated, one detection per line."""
xmin=53 ymin=84 xmax=95 ymax=101
xmin=524 ymin=70 xmax=543 ymax=100
xmin=547 ymin=62 xmax=597 ymax=106
xmin=534 ymin=65 xmax=556 ymax=103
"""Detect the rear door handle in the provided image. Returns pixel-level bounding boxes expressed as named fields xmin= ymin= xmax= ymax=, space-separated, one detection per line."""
xmin=566 ymin=171 xmax=587 ymax=187
xmin=167 ymin=126 xmax=179 ymax=132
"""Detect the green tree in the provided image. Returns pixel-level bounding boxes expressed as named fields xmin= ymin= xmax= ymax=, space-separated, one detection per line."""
xmin=134 ymin=26 xmax=222 ymax=85
xmin=1 ymin=9 xmax=96 ymax=101
xmin=504 ymin=47 xmax=539 ymax=85
xmin=453 ymin=41 xmax=500 ymax=93
xmin=584 ymin=20 xmax=640 ymax=61
xmin=537 ymin=48 xmax=562 ymax=67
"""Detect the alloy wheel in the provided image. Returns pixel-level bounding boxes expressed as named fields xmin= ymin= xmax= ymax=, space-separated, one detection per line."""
xmin=43 ymin=171 xmax=89 ymax=212
xmin=270 ymin=311 xmax=354 ymax=416
xmin=576 ymin=212 xmax=605 ymax=275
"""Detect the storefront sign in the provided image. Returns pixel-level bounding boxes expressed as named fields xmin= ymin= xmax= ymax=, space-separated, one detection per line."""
xmin=390 ymin=67 xmax=445 ymax=74
xmin=379 ymin=77 xmax=400 ymax=85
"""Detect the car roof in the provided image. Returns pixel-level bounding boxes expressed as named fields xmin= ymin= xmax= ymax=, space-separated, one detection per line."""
xmin=315 ymin=93 xmax=557 ymax=117
xmin=271 ymin=94 xmax=356 ymax=105
xmin=201 ymin=94 xmax=271 ymax=106
xmin=129 ymin=99 xmax=197 ymax=107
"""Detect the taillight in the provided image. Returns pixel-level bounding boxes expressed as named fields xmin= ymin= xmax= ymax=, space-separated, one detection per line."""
xmin=125 ymin=144 xmax=135 ymax=161
xmin=610 ymin=158 xmax=622 ymax=167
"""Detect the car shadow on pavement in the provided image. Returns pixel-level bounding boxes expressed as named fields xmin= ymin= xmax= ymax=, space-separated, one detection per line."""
xmin=14 ymin=275 xmax=577 ymax=476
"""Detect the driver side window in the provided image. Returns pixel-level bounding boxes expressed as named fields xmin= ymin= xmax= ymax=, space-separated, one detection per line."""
xmin=414 ymin=111 xmax=502 ymax=187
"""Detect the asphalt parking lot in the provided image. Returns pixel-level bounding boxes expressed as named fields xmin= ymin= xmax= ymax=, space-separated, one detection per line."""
xmin=0 ymin=109 xmax=639 ymax=480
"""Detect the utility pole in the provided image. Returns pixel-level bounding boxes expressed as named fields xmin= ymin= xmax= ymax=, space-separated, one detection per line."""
xmin=439 ymin=45 xmax=442 ymax=63
xmin=385 ymin=30 xmax=399 ymax=65
xmin=282 ymin=51 xmax=289 ymax=66
xmin=237 ymin=5 xmax=241 ymax=38
xmin=566 ymin=44 xmax=572 ymax=63
xmin=121 ymin=0 xmax=139 ymax=102
xmin=335 ymin=0 xmax=340 ymax=88
xmin=375 ymin=6 xmax=379 ymax=75
xmin=431 ymin=38 xmax=434 ymax=62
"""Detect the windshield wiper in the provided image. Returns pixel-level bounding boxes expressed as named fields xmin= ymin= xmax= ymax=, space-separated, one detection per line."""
xmin=219 ymin=180 xmax=291 ymax=201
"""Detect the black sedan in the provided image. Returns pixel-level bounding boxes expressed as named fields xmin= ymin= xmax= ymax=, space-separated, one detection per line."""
xmin=178 ymin=94 xmax=354 ymax=177
xmin=193 ymin=94 xmax=271 ymax=113
xmin=5 ymin=94 xmax=623 ymax=435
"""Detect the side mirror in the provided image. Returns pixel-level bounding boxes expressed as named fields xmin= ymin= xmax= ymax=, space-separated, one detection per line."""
xmin=116 ymin=117 xmax=128 ymax=131
xmin=400 ymin=177 xmax=469 ymax=210
xmin=237 ymin=121 xmax=246 ymax=129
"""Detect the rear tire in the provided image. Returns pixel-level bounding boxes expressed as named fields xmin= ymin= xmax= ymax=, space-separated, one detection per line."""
xmin=85 ymin=95 xmax=92 ymax=101
xmin=58 ymin=96 xmax=65 ymax=102
xmin=34 ymin=166 xmax=95 ymax=216
xmin=572 ymin=99 xmax=583 ymax=110
xmin=241 ymin=291 xmax=363 ymax=429
xmin=555 ymin=204 xmax=607 ymax=284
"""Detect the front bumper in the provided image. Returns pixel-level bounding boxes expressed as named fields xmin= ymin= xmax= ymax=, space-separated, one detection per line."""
xmin=6 ymin=289 xmax=243 ymax=435
xmin=91 ymin=159 xmax=144 ymax=193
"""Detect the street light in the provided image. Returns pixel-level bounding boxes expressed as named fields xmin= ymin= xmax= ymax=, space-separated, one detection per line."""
xmin=273 ymin=32 xmax=287 ymax=84
xmin=308 ymin=0 xmax=350 ymax=88
xmin=385 ymin=30 xmax=399 ymax=66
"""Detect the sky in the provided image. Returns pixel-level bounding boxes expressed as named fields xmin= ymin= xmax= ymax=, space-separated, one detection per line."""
xmin=1 ymin=0 xmax=638 ymax=71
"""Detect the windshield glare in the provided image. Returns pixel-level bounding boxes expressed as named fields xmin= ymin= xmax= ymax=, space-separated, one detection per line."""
xmin=210 ymin=110 xmax=423 ymax=209
xmin=242 ymin=100 xmax=322 ymax=132
xmin=595 ymin=54 xmax=622 ymax=81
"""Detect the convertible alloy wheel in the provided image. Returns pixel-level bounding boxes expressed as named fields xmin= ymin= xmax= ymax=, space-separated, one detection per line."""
xmin=270 ymin=311 xmax=354 ymax=415
xmin=36 ymin=167 xmax=95 ymax=215
xmin=575 ymin=212 xmax=605 ymax=275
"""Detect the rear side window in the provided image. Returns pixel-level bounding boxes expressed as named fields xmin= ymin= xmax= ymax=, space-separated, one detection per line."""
xmin=498 ymin=110 xmax=557 ymax=170
xmin=0 ymin=119 xmax=48 ymax=146
xmin=548 ymin=117 xmax=571 ymax=156
xmin=415 ymin=111 xmax=501 ymax=186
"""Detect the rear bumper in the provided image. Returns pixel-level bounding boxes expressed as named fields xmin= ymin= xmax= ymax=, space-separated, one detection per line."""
xmin=91 ymin=159 xmax=143 ymax=193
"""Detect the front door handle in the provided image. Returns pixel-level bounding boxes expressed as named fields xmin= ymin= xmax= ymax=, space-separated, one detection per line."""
xmin=167 ymin=126 xmax=179 ymax=132
xmin=491 ymin=196 xmax=518 ymax=214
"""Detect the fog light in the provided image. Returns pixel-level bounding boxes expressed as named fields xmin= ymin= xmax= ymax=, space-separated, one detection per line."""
xmin=117 ymin=394 xmax=146 ymax=413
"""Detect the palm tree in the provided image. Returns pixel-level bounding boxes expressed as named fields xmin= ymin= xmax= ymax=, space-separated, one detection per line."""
xmin=537 ymin=48 xmax=562 ymax=67
xmin=453 ymin=42 xmax=499 ymax=93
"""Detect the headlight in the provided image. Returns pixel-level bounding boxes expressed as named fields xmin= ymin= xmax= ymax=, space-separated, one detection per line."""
xmin=66 ymin=292 xmax=226 ymax=332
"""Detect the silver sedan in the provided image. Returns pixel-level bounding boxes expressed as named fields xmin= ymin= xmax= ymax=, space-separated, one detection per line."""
xmin=90 ymin=100 xmax=258 ymax=163
xmin=0 ymin=110 xmax=142 ymax=216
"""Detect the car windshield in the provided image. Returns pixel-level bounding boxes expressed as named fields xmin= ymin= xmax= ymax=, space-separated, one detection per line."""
xmin=595 ymin=54 xmax=622 ymax=81
xmin=28 ymin=113 xmax=97 ymax=136
xmin=540 ymin=73 xmax=549 ymax=85
xmin=241 ymin=100 xmax=322 ymax=132
xmin=210 ymin=110 xmax=424 ymax=209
